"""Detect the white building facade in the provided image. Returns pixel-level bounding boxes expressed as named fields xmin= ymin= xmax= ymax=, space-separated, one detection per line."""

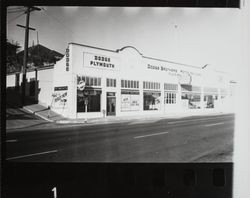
xmin=49 ymin=43 xmax=234 ymax=119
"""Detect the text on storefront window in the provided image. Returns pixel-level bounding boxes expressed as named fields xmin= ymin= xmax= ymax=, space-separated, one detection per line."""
xmin=121 ymin=90 xmax=140 ymax=111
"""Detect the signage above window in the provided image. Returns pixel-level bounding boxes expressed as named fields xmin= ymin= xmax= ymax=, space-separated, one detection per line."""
xmin=147 ymin=64 xmax=178 ymax=76
xmin=146 ymin=63 xmax=201 ymax=78
xmin=83 ymin=52 xmax=119 ymax=70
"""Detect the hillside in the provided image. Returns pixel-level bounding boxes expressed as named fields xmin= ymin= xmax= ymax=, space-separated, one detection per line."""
xmin=17 ymin=44 xmax=63 ymax=69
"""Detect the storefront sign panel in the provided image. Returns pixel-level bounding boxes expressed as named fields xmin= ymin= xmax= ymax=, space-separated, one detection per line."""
xmin=77 ymin=80 xmax=85 ymax=91
xmin=145 ymin=60 xmax=202 ymax=85
xmin=147 ymin=63 xmax=178 ymax=77
xmin=83 ymin=52 xmax=119 ymax=70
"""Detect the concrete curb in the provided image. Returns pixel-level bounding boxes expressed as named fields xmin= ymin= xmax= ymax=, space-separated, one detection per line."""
xmin=55 ymin=112 xmax=233 ymax=125
xmin=55 ymin=119 xmax=131 ymax=125
xmin=22 ymin=104 xmax=234 ymax=125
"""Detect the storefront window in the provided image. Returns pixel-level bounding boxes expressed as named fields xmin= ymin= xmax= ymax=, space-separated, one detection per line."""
xmin=78 ymin=76 xmax=101 ymax=87
xmin=86 ymin=77 xmax=90 ymax=85
xmin=107 ymin=78 xmax=116 ymax=87
xmin=121 ymin=79 xmax=139 ymax=89
xmin=143 ymin=81 xmax=160 ymax=90
xmin=164 ymin=92 xmax=176 ymax=104
xmin=203 ymin=87 xmax=218 ymax=109
xmin=77 ymin=76 xmax=102 ymax=113
xmin=181 ymin=92 xmax=201 ymax=109
xmin=164 ymin=83 xmax=178 ymax=91
xmin=77 ymin=89 xmax=101 ymax=112
xmin=143 ymin=91 xmax=161 ymax=110
xmin=97 ymin=78 xmax=101 ymax=86
xmin=204 ymin=94 xmax=218 ymax=108
xmin=121 ymin=90 xmax=140 ymax=111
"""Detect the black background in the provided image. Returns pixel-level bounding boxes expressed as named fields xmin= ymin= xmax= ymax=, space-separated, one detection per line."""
xmin=4 ymin=163 xmax=232 ymax=198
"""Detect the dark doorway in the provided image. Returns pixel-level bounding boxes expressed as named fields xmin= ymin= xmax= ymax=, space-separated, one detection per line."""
xmin=107 ymin=92 xmax=116 ymax=116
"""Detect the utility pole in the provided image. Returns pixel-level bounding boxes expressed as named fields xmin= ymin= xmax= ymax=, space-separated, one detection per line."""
xmin=18 ymin=6 xmax=41 ymax=106
xmin=37 ymin=31 xmax=41 ymax=65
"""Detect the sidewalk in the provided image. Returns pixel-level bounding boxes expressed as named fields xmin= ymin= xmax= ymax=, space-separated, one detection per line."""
xmin=6 ymin=107 xmax=50 ymax=130
xmin=23 ymin=104 xmax=234 ymax=125
xmin=23 ymin=104 xmax=65 ymax=122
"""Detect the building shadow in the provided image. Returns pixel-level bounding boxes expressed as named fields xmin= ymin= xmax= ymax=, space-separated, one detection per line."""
xmin=6 ymin=79 xmax=40 ymax=108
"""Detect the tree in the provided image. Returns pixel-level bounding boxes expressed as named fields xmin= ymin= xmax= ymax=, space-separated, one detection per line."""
xmin=6 ymin=40 xmax=22 ymax=74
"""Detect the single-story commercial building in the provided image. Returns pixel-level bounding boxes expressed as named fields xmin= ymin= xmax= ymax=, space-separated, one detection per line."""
xmin=6 ymin=43 xmax=235 ymax=119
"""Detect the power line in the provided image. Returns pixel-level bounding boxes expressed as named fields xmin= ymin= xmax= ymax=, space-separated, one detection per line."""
xmin=7 ymin=7 xmax=26 ymax=13
xmin=7 ymin=12 xmax=25 ymax=24
xmin=7 ymin=6 xmax=25 ymax=10
xmin=7 ymin=10 xmax=26 ymax=14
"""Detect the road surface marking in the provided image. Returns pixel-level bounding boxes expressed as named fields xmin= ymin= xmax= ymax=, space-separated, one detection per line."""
xmin=134 ymin=131 xmax=169 ymax=139
xmin=205 ymin=122 xmax=224 ymax=127
xmin=6 ymin=139 xmax=18 ymax=143
xmin=128 ymin=120 xmax=158 ymax=125
xmin=6 ymin=150 xmax=58 ymax=160
xmin=168 ymin=116 xmax=232 ymax=124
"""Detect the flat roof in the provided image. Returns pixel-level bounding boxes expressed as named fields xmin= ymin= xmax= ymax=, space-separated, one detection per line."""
xmin=69 ymin=42 xmax=202 ymax=69
xmin=69 ymin=42 xmax=230 ymax=75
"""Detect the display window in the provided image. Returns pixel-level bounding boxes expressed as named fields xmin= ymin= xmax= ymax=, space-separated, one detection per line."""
xmin=204 ymin=94 xmax=218 ymax=108
xmin=164 ymin=92 xmax=176 ymax=104
xmin=143 ymin=91 xmax=161 ymax=110
xmin=121 ymin=90 xmax=140 ymax=111
xmin=203 ymin=87 xmax=218 ymax=109
xmin=76 ymin=75 xmax=102 ymax=113
xmin=181 ymin=92 xmax=201 ymax=109
xmin=181 ymin=85 xmax=201 ymax=109
xmin=77 ymin=89 xmax=101 ymax=112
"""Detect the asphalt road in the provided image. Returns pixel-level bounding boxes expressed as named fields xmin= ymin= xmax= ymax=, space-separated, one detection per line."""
xmin=5 ymin=114 xmax=234 ymax=162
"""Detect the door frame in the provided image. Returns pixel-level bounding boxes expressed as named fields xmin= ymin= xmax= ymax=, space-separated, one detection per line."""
xmin=106 ymin=92 xmax=116 ymax=116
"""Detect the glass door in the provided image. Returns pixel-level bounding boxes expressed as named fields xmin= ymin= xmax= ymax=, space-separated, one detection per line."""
xmin=107 ymin=92 xmax=116 ymax=116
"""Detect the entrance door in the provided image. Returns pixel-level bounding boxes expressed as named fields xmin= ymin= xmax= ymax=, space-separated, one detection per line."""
xmin=107 ymin=92 xmax=116 ymax=116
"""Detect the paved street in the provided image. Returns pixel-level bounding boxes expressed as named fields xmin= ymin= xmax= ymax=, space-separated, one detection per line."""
xmin=6 ymin=114 xmax=234 ymax=162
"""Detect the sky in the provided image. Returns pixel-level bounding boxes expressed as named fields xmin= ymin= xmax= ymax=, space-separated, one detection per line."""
xmin=7 ymin=6 xmax=242 ymax=78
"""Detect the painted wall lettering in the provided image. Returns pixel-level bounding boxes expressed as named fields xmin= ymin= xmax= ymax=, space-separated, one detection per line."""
xmin=84 ymin=52 xmax=118 ymax=69
xmin=66 ymin=48 xmax=69 ymax=71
